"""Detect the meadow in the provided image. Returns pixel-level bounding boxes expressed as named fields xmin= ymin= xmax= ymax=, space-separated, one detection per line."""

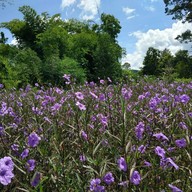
xmin=0 ymin=76 xmax=191 ymax=192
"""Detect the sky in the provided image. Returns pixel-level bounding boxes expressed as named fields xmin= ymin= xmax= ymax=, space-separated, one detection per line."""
xmin=0 ymin=0 xmax=192 ymax=70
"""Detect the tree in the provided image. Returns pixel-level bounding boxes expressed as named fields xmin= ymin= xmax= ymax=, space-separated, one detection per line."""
xmin=164 ymin=0 xmax=192 ymax=43
xmin=100 ymin=13 xmax=121 ymax=40
xmin=142 ymin=47 xmax=161 ymax=76
xmin=173 ymin=49 xmax=192 ymax=78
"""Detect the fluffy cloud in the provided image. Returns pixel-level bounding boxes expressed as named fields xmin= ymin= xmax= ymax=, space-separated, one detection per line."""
xmin=122 ymin=21 xmax=192 ymax=70
xmin=61 ymin=0 xmax=76 ymax=9
xmin=122 ymin=7 xmax=136 ymax=20
xmin=78 ymin=0 xmax=100 ymax=20
xmin=61 ymin=0 xmax=100 ymax=20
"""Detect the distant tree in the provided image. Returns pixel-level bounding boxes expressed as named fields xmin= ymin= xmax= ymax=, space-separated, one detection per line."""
xmin=122 ymin=62 xmax=131 ymax=70
xmin=164 ymin=0 xmax=192 ymax=43
xmin=142 ymin=47 xmax=161 ymax=76
xmin=173 ymin=49 xmax=192 ymax=78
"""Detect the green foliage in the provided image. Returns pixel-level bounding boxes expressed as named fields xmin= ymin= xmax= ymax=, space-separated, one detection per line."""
xmin=100 ymin=13 xmax=121 ymax=40
xmin=0 ymin=5 xmax=124 ymax=87
xmin=142 ymin=47 xmax=161 ymax=76
xmin=164 ymin=0 xmax=192 ymax=43
xmin=12 ymin=48 xmax=42 ymax=87
xmin=142 ymin=47 xmax=192 ymax=80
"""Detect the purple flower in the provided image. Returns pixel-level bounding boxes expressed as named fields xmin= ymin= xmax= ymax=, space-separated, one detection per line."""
xmin=135 ymin=122 xmax=145 ymax=140
xmin=168 ymin=184 xmax=183 ymax=192
xmin=0 ymin=166 xmax=14 ymax=185
xmin=160 ymin=158 xmax=179 ymax=170
xmin=90 ymin=178 xmax=105 ymax=192
xmin=130 ymin=170 xmax=141 ymax=185
xmin=100 ymin=79 xmax=105 ymax=84
xmin=81 ymin=130 xmax=88 ymax=141
xmin=117 ymin=157 xmax=127 ymax=172
xmin=51 ymin=103 xmax=62 ymax=111
xmin=79 ymin=155 xmax=86 ymax=162
xmin=175 ymin=138 xmax=187 ymax=148
xmin=0 ymin=157 xmax=14 ymax=171
xmin=63 ymin=74 xmax=71 ymax=81
xmin=27 ymin=132 xmax=41 ymax=148
xmin=76 ymin=101 xmax=86 ymax=111
xmin=138 ymin=145 xmax=146 ymax=153
xmin=0 ymin=84 xmax=4 ymax=88
xmin=11 ymin=144 xmax=19 ymax=151
xmin=75 ymin=92 xmax=84 ymax=100
xmin=153 ymin=132 xmax=169 ymax=141
xmin=103 ymin=172 xmax=114 ymax=185
xmin=121 ymin=88 xmax=132 ymax=100
xmin=20 ymin=148 xmax=29 ymax=159
xmin=155 ymin=146 xmax=166 ymax=158
xmin=26 ymin=159 xmax=36 ymax=171
xmin=144 ymin=160 xmax=151 ymax=167
xmin=179 ymin=94 xmax=190 ymax=104
xmin=31 ymin=172 xmax=41 ymax=187
xmin=179 ymin=122 xmax=188 ymax=129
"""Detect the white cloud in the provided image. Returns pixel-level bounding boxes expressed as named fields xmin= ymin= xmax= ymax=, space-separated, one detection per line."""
xmin=78 ymin=0 xmax=100 ymax=20
xmin=10 ymin=38 xmax=18 ymax=45
xmin=145 ymin=6 xmax=155 ymax=12
xmin=122 ymin=7 xmax=136 ymax=20
xmin=61 ymin=0 xmax=76 ymax=9
xmin=122 ymin=21 xmax=192 ymax=70
xmin=61 ymin=0 xmax=100 ymax=20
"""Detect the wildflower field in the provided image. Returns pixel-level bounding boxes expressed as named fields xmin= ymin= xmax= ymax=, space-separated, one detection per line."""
xmin=0 ymin=77 xmax=192 ymax=192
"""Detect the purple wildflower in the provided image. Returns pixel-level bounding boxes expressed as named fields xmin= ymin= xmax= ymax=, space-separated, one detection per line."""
xmin=179 ymin=94 xmax=190 ymax=104
xmin=90 ymin=178 xmax=105 ymax=192
xmin=0 ymin=166 xmax=14 ymax=185
xmin=79 ymin=155 xmax=86 ymax=162
xmin=75 ymin=92 xmax=84 ymax=100
xmin=0 ymin=157 xmax=14 ymax=185
xmin=135 ymin=122 xmax=145 ymax=140
xmin=26 ymin=159 xmax=36 ymax=171
xmin=0 ymin=157 xmax=14 ymax=171
xmin=153 ymin=132 xmax=169 ymax=141
xmin=51 ymin=103 xmax=62 ymax=111
xmin=100 ymin=79 xmax=105 ymax=84
xmin=76 ymin=101 xmax=86 ymax=111
xmin=168 ymin=184 xmax=183 ymax=192
xmin=121 ymin=88 xmax=132 ymax=100
xmin=20 ymin=148 xmax=29 ymax=159
xmin=81 ymin=130 xmax=88 ymax=141
xmin=138 ymin=145 xmax=146 ymax=153
xmin=144 ymin=160 xmax=151 ymax=167
xmin=175 ymin=138 xmax=187 ymax=148
xmin=179 ymin=122 xmax=188 ymax=129
xmin=11 ymin=144 xmax=19 ymax=151
xmin=103 ymin=172 xmax=114 ymax=185
xmin=27 ymin=132 xmax=41 ymax=148
xmin=130 ymin=170 xmax=141 ymax=185
xmin=31 ymin=172 xmax=41 ymax=187
xmin=155 ymin=146 xmax=166 ymax=158
xmin=117 ymin=157 xmax=127 ymax=172
xmin=63 ymin=74 xmax=71 ymax=81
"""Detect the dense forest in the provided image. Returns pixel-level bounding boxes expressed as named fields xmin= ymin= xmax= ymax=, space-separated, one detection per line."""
xmin=0 ymin=0 xmax=191 ymax=88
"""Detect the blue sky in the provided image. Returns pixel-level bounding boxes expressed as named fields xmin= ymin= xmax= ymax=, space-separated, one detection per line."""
xmin=0 ymin=0 xmax=191 ymax=69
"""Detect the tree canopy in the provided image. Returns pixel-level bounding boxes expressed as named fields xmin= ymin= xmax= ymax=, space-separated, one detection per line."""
xmin=0 ymin=6 xmax=124 ymax=87
xmin=164 ymin=0 xmax=192 ymax=43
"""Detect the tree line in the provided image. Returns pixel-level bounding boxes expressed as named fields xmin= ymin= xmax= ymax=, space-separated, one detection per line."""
xmin=0 ymin=6 xmax=124 ymax=88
